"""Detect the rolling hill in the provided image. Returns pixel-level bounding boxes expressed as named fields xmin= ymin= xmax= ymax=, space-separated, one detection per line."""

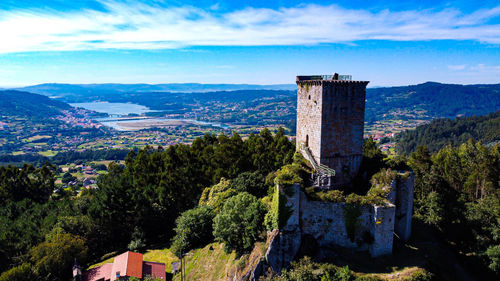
xmin=0 ymin=90 xmax=71 ymax=118
xmin=17 ymin=82 xmax=500 ymax=124
xmin=365 ymin=82 xmax=500 ymax=124
xmin=394 ymin=110 xmax=500 ymax=154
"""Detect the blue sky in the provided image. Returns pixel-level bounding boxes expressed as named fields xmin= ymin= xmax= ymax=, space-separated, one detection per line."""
xmin=0 ymin=0 xmax=499 ymax=87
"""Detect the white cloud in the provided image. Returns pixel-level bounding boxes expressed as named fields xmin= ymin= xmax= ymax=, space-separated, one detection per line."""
xmin=448 ymin=64 xmax=467 ymax=70
xmin=0 ymin=1 xmax=500 ymax=53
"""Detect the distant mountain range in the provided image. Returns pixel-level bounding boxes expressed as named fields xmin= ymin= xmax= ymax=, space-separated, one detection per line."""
xmin=4 ymin=81 xmax=500 ymax=134
xmin=18 ymin=83 xmax=297 ymax=98
xmin=16 ymin=81 xmax=500 ymax=124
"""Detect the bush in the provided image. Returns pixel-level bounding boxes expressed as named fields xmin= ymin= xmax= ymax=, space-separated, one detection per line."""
xmin=485 ymin=245 xmax=500 ymax=274
xmin=171 ymin=206 xmax=214 ymax=256
xmin=370 ymin=168 xmax=397 ymax=187
xmin=275 ymin=163 xmax=305 ymax=186
xmin=213 ymin=193 xmax=265 ymax=254
xmin=29 ymin=233 xmax=88 ymax=281
xmin=128 ymin=226 xmax=146 ymax=251
xmin=0 ymin=263 xmax=35 ymax=281
xmin=403 ymin=270 xmax=434 ymax=281
xmin=199 ymin=178 xmax=237 ymax=214
xmin=231 ymin=171 xmax=268 ymax=198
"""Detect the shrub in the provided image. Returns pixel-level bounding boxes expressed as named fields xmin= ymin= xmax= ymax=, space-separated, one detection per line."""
xmin=370 ymin=168 xmax=397 ymax=187
xmin=485 ymin=245 xmax=500 ymax=274
xmin=128 ymin=226 xmax=146 ymax=251
xmin=199 ymin=178 xmax=237 ymax=214
xmin=29 ymin=233 xmax=88 ymax=280
xmin=275 ymin=163 xmax=305 ymax=187
xmin=305 ymin=187 xmax=389 ymax=207
xmin=171 ymin=206 xmax=214 ymax=256
xmin=213 ymin=192 xmax=266 ymax=254
xmin=403 ymin=270 xmax=434 ymax=281
xmin=231 ymin=171 xmax=268 ymax=198
xmin=0 ymin=263 xmax=35 ymax=281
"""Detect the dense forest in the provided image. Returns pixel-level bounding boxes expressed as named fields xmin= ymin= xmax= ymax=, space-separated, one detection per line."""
xmin=1 ymin=127 xmax=499 ymax=280
xmin=0 ymin=128 xmax=295 ymax=281
xmin=394 ymin=111 xmax=500 ymax=153
xmin=0 ymin=149 xmax=130 ymax=166
xmin=0 ymin=90 xmax=70 ymax=118
xmin=364 ymin=82 xmax=500 ymax=124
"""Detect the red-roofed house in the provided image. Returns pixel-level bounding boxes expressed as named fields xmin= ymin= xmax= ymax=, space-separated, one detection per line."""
xmin=82 ymin=251 xmax=166 ymax=281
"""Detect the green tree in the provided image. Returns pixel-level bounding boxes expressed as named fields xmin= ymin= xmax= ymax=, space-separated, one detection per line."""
xmin=0 ymin=263 xmax=35 ymax=281
xmin=199 ymin=178 xmax=237 ymax=214
xmin=29 ymin=233 xmax=88 ymax=281
xmin=61 ymin=172 xmax=76 ymax=184
xmin=213 ymin=192 xmax=265 ymax=254
xmin=230 ymin=171 xmax=268 ymax=198
xmin=171 ymin=206 xmax=214 ymax=256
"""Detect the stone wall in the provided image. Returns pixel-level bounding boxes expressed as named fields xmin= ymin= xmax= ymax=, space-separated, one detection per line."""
xmin=295 ymin=80 xmax=369 ymax=186
xmin=320 ymin=82 xmax=367 ymax=185
xmin=394 ymin=172 xmax=414 ymax=241
xmin=299 ymin=188 xmax=395 ymax=257
xmin=296 ymin=82 xmax=323 ymax=165
xmin=266 ymin=184 xmax=396 ymax=273
xmin=370 ymin=206 xmax=396 ymax=256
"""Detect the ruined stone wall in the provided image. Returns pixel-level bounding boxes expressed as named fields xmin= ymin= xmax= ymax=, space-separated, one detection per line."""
xmin=370 ymin=206 xmax=395 ymax=256
xmin=299 ymin=189 xmax=394 ymax=257
xmin=299 ymin=194 xmax=372 ymax=250
xmin=394 ymin=172 xmax=414 ymax=241
xmin=265 ymin=184 xmax=397 ymax=274
xmin=296 ymin=82 xmax=323 ymax=164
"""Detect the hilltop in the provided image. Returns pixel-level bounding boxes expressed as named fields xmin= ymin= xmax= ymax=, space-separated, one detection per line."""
xmin=0 ymin=90 xmax=71 ymax=118
xmin=394 ymin=110 xmax=500 ymax=154
xmin=365 ymin=82 xmax=500 ymax=124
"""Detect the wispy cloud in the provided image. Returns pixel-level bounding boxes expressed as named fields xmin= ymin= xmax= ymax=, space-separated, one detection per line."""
xmin=1 ymin=1 xmax=500 ymax=53
xmin=448 ymin=64 xmax=467 ymax=70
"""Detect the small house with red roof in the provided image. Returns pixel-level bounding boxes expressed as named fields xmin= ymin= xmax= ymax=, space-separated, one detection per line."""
xmin=81 ymin=251 xmax=166 ymax=281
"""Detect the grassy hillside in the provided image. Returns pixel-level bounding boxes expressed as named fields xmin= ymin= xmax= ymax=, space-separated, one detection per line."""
xmin=173 ymin=243 xmax=238 ymax=281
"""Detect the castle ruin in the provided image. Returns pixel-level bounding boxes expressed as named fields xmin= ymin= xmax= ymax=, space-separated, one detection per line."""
xmin=263 ymin=74 xmax=415 ymax=275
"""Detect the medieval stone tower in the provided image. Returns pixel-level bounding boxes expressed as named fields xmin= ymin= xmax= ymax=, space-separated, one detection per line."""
xmin=296 ymin=73 xmax=369 ymax=187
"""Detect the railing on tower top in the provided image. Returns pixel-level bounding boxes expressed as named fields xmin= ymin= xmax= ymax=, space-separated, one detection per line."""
xmin=298 ymin=143 xmax=335 ymax=176
xmin=321 ymin=75 xmax=352 ymax=81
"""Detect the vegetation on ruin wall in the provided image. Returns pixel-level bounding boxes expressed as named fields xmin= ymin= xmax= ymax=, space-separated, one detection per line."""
xmin=265 ymin=184 xmax=293 ymax=230
xmin=264 ymin=156 xmax=309 ymax=230
xmin=305 ymin=168 xmax=410 ymax=207
xmin=343 ymin=205 xmax=362 ymax=242
xmin=305 ymin=187 xmax=389 ymax=207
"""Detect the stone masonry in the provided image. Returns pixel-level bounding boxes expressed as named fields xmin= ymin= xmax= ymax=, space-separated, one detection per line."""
xmin=296 ymin=75 xmax=369 ymax=187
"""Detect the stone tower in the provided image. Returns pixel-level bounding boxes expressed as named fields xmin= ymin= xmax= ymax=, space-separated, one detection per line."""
xmin=296 ymin=73 xmax=369 ymax=187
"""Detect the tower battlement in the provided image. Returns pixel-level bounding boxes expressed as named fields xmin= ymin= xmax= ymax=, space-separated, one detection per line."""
xmin=296 ymin=73 xmax=369 ymax=187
